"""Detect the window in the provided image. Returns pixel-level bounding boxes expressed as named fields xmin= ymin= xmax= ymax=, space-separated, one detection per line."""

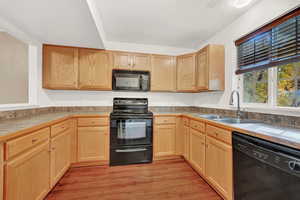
xmin=277 ymin=61 xmax=300 ymax=107
xmin=243 ymin=69 xmax=268 ymax=104
xmin=0 ymin=32 xmax=29 ymax=105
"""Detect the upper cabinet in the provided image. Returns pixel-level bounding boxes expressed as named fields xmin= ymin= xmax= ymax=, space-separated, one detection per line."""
xmin=177 ymin=53 xmax=197 ymax=92
xmin=151 ymin=55 xmax=176 ymax=92
xmin=112 ymin=52 xmax=151 ymax=71
xmin=196 ymin=45 xmax=225 ymax=91
xmin=78 ymin=49 xmax=112 ymax=90
xmin=43 ymin=45 xmax=79 ymax=89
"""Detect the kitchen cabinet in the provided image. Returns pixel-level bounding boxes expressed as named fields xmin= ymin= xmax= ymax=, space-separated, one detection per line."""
xmin=78 ymin=49 xmax=112 ymax=90
xmin=206 ymin=135 xmax=233 ymax=200
xmin=50 ymin=129 xmax=71 ymax=187
xmin=196 ymin=45 xmax=225 ymax=91
xmin=175 ymin=117 xmax=184 ymax=155
xmin=189 ymin=128 xmax=206 ymax=176
xmin=70 ymin=119 xmax=78 ymax=164
xmin=154 ymin=124 xmax=176 ymax=158
xmin=77 ymin=126 xmax=109 ymax=162
xmin=113 ymin=51 xmax=151 ymax=71
xmin=151 ymin=55 xmax=176 ymax=91
xmin=43 ymin=45 xmax=78 ymax=89
xmin=183 ymin=124 xmax=190 ymax=161
xmin=5 ymin=142 xmax=50 ymax=200
xmin=177 ymin=53 xmax=197 ymax=92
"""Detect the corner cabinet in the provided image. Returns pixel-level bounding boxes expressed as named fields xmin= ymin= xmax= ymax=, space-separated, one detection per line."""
xmin=151 ymin=55 xmax=177 ymax=92
xmin=196 ymin=45 xmax=225 ymax=91
xmin=177 ymin=53 xmax=197 ymax=92
xmin=43 ymin=45 xmax=78 ymax=89
xmin=78 ymin=49 xmax=112 ymax=90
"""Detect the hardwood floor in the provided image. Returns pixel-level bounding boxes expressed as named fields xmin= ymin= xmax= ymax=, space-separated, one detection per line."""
xmin=45 ymin=159 xmax=222 ymax=200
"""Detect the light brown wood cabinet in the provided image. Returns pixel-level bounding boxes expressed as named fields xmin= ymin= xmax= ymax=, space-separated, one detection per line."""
xmin=196 ymin=45 xmax=225 ymax=91
xmin=50 ymin=130 xmax=71 ymax=187
xmin=206 ymin=135 xmax=233 ymax=200
xmin=78 ymin=49 xmax=112 ymax=90
xmin=189 ymin=128 xmax=206 ymax=176
xmin=154 ymin=124 xmax=176 ymax=158
xmin=5 ymin=142 xmax=50 ymax=200
xmin=151 ymin=55 xmax=176 ymax=91
xmin=77 ymin=126 xmax=109 ymax=162
xmin=183 ymin=124 xmax=190 ymax=160
xmin=113 ymin=51 xmax=151 ymax=71
xmin=43 ymin=45 xmax=79 ymax=89
xmin=177 ymin=53 xmax=197 ymax=92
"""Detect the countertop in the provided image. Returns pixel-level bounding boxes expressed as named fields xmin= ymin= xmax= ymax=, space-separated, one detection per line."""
xmin=1 ymin=111 xmax=300 ymax=150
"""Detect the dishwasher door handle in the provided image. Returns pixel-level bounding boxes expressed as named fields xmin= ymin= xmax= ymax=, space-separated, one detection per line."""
xmin=115 ymin=148 xmax=147 ymax=153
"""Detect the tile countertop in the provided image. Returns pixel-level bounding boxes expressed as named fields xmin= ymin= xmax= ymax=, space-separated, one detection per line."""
xmin=0 ymin=111 xmax=300 ymax=151
xmin=154 ymin=112 xmax=300 ymax=150
xmin=0 ymin=111 xmax=110 ymax=141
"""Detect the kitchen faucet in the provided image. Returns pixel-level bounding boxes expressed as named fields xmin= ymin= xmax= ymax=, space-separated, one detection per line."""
xmin=229 ymin=90 xmax=242 ymax=120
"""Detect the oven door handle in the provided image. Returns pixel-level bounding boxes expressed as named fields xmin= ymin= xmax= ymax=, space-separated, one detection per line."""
xmin=115 ymin=148 xmax=147 ymax=153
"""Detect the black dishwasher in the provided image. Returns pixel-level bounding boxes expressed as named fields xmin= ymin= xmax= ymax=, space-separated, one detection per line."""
xmin=233 ymin=132 xmax=300 ymax=200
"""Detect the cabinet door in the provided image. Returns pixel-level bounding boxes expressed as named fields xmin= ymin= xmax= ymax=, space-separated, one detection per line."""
xmin=177 ymin=54 xmax=197 ymax=91
xmin=151 ymin=55 xmax=176 ymax=91
xmin=79 ymin=49 xmax=112 ymax=90
xmin=132 ymin=53 xmax=151 ymax=71
xmin=183 ymin=125 xmax=190 ymax=160
xmin=154 ymin=125 xmax=176 ymax=157
xmin=77 ymin=127 xmax=108 ymax=162
xmin=113 ymin=52 xmax=132 ymax=70
xmin=206 ymin=136 xmax=233 ymax=200
xmin=189 ymin=129 xmax=206 ymax=176
xmin=197 ymin=48 xmax=209 ymax=90
xmin=6 ymin=142 xmax=50 ymax=200
xmin=43 ymin=45 xmax=78 ymax=89
xmin=50 ymin=130 xmax=71 ymax=187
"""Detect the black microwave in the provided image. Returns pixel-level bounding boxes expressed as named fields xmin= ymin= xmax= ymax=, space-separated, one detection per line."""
xmin=112 ymin=70 xmax=150 ymax=92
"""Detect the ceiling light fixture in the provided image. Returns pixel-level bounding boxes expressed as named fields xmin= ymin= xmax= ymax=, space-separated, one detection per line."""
xmin=232 ymin=0 xmax=253 ymax=8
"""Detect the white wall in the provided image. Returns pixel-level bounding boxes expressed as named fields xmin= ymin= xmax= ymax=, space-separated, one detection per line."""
xmin=193 ymin=0 xmax=300 ymax=108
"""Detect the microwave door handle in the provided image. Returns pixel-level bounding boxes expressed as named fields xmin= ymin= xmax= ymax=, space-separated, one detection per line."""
xmin=139 ymin=75 xmax=143 ymax=90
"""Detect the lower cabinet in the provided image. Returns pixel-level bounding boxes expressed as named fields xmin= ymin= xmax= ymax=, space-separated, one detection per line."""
xmin=206 ymin=136 xmax=233 ymax=200
xmin=50 ymin=130 xmax=71 ymax=187
xmin=189 ymin=128 xmax=206 ymax=176
xmin=5 ymin=142 xmax=50 ymax=200
xmin=77 ymin=126 xmax=109 ymax=162
xmin=154 ymin=124 xmax=176 ymax=158
xmin=183 ymin=125 xmax=190 ymax=160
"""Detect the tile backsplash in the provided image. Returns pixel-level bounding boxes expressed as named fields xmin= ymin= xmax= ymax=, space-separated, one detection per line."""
xmin=0 ymin=106 xmax=299 ymax=129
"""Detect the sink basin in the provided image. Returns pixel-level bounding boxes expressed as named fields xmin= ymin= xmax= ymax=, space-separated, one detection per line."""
xmin=197 ymin=114 xmax=222 ymax=119
xmin=213 ymin=118 xmax=260 ymax=124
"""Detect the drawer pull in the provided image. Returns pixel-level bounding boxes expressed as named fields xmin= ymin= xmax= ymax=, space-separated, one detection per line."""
xmin=32 ymin=139 xmax=38 ymax=143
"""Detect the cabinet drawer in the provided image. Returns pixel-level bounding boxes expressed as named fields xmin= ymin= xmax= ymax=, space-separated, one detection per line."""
xmin=5 ymin=127 xmax=50 ymax=160
xmin=51 ymin=120 xmax=70 ymax=137
xmin=190 ymin=120 xmax=205 ymax=132
xmin=206 ymin=125 xmax=231 ymax=145
xmin=182 ymin=118 xmax=189 ymax=126
xmin=77 ymin=117 xmax=109 ymax=127
xmin=155 ymin=117 xmax=176 ymax=125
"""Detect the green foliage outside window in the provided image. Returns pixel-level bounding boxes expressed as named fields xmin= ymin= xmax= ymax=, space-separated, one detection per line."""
xmin=277 ymin=62 xmax=300 ymax=107
xmin=243 ymin=69 xmax=268 ymax=103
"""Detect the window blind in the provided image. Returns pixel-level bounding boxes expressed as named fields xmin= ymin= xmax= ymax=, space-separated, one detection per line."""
xmin=235 ymin=8 xmax=300 ymax=74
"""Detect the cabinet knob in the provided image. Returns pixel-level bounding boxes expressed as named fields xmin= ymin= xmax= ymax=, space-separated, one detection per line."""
xmin=32 ymin=139 xmax=38 ymax=143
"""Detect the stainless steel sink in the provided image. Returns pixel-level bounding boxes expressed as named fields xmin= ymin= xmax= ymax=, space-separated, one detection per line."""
xmin=213 ymin=118 xmax=260 ymax=124
xmin=197 ymin=114 xmax=222 ymax=119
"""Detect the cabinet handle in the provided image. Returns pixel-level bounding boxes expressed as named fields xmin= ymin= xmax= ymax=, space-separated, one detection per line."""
xmin=32 ymin=139 xmax=38 ymax=143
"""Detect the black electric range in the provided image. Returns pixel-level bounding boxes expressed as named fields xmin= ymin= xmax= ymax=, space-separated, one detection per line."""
xmin=110 ymin=98 xmax=153 ymax=166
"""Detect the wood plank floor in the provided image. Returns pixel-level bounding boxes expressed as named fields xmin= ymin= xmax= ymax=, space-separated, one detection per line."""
xmin=45 ymin=159 xmax=222 ymax=200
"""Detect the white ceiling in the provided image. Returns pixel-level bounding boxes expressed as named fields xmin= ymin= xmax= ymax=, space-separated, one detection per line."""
xmin=94 ymin=0 xmax=260 ymax=49
xmin=0 ymin=0 xmax=260 ymax=50
xmin=0 ymin=0 xmax=104 ymax=48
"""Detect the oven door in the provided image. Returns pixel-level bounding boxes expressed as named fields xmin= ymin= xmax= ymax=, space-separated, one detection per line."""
xmin=112 ymin=70 xmax=150 ymax=91
xmin=110 ymin=118 xmax=152 ymax=147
